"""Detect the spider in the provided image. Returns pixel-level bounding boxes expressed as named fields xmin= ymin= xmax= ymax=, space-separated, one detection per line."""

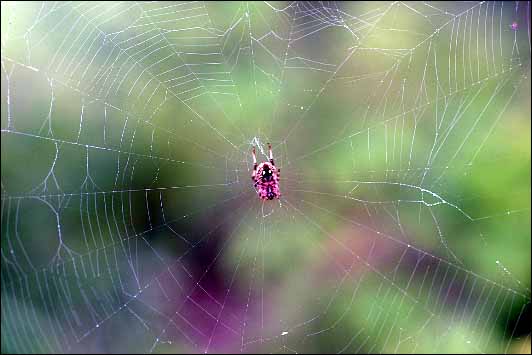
xmin=252 ymin=143 xmax=281 ymax=200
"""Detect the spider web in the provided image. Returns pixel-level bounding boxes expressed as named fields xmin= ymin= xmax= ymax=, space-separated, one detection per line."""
xmin=1 ymin=1 xmax=530 ymax=353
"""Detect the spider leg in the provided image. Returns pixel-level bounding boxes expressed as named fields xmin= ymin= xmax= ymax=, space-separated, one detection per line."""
xmin=252 ymin=146 xmax=257 ymax=179
xmin=268 ymin=143 xmax=274 ymax=164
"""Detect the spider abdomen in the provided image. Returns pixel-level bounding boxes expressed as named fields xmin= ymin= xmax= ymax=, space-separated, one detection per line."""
xmin=256 ymin=180 xmax=280 ymax=200
xmin=252 ymin=161 xmax=281 ymax=200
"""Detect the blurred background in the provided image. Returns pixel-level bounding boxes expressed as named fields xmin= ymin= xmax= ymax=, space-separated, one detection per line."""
xmin=1 ymin=1 xmax=530 ymax=354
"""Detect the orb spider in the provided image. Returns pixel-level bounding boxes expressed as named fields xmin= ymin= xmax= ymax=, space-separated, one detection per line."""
xmin=252 ymin=143 xmax=281 ymax=200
